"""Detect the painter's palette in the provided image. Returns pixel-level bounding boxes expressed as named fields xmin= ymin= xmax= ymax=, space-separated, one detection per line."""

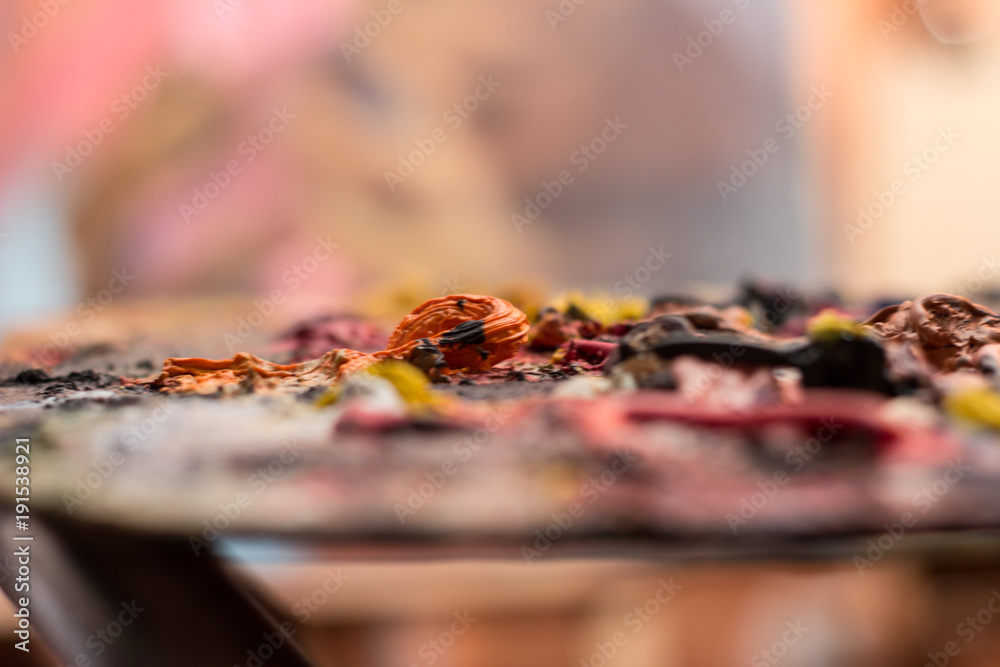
xmin=3 ymin=293 xmax=1000 ymax=554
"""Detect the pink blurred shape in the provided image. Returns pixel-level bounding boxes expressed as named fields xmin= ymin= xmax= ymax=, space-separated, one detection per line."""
xmin=0 ymin=0 xmax=357 ymax=189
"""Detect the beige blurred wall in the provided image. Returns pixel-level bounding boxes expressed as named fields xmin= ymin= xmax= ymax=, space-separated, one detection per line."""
xmin=793 ymin=0 xmax=1000 ymax=300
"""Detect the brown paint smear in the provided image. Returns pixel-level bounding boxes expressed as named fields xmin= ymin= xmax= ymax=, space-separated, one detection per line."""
xmin=863 ymin=293 xmax=1000 ymax=372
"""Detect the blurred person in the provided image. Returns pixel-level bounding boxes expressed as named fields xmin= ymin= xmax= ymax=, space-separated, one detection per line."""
xmin=0 ymin=0 xmax=812 ymax=333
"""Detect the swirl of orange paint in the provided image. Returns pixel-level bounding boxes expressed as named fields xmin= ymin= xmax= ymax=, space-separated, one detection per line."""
xmin=387 ymin=294 xmax=529 ymax=371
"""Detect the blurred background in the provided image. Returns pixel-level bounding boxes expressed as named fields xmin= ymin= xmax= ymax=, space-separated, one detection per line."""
xmin=5 ymin=0 xmax=1000 ymax=333
xmin=4 ymin=0 xmax=1000 ymax=665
